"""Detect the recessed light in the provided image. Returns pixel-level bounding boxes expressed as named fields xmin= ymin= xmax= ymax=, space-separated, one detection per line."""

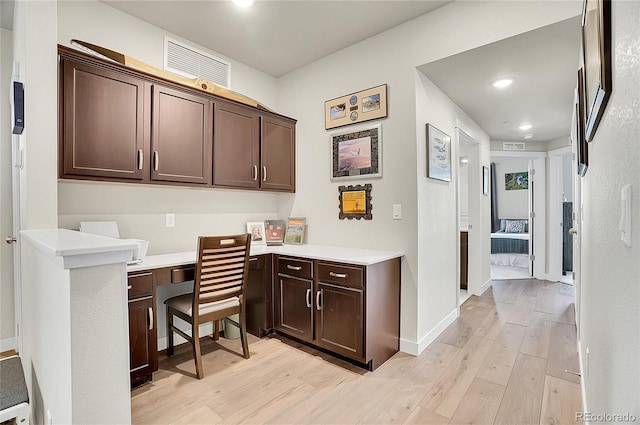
xmin=231 ymin=0 xmax=254 ymax=7
xmin=491 ymin=78 xmax=515 ymax=89
xmin=523 ymin=134 xmax=534 ymax=140
xmin=519 ymin=124 xmax=533 ymax=131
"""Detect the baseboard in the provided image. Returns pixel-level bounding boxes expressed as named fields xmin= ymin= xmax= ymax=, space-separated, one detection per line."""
xmin=0 ymin=337 xmax=17 ymax=353
xmin=479 ymin=278 xmax=492 ymax=295
xmin=399 ymin=307 xmax=458 ymax=356
xmin=577 ymin=338 xmax=589 ymax=416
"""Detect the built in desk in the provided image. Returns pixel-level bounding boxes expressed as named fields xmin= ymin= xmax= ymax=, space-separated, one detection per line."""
xmin=126 ymin=244 xmax=403 ymax=385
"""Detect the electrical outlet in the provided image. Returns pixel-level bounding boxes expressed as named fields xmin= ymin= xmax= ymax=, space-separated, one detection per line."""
xmin=166 ymin=213 xmax=175 ymax=228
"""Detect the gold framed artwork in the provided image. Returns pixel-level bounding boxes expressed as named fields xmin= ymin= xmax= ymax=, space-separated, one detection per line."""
xmin=331 ymin=124 xmax=382 ymax=181
xmin=325 ymin=84 xmax=388 ymax=130
xmin=581 ymin=0 xmax=611 ymax=142
xmin=338 ymin=184 xmax=372 ymax=220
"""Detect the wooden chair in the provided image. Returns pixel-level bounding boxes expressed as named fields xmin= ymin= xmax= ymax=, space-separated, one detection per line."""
xmin=165 ymin=234 xmax=251 ymax=379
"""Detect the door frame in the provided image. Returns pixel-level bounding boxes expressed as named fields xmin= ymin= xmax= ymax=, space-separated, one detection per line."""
xmin=490 ymin=150 xmax=546 ymax=280
xmin=548 ymin=146 xmax=573 ymax=282
xmin=455 ymin=121 xmax=482 ymax=307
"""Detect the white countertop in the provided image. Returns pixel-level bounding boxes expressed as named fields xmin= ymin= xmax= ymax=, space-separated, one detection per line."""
xmin=127 ymin=243 xmax=403 ymax=272
xmin=21 ymin=229 xmax=137 ymax=269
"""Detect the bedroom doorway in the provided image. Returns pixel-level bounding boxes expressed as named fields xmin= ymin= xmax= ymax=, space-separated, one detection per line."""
xmin=490 ymin=151 xmax=546 ymax=280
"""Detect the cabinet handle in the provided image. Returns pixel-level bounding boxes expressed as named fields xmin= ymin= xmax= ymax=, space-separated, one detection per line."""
xmin=249 ymin=257 xmax=258 ymax=262
xmin=153 ymin=151 xmax=159 ymax=171
xmin=306 ymin=288 xmax=311 ymax=308
xmin=148 ymin=307 xmax=154 ymax=331
xmin=263 ymin=166 xmax=267 ymax=182
xmin=127 ymin=285 xmax=132 ymax=290
xmin=329 ymin=271 xmax=347 ymax=278
xmin=316 ymin=290 xmax=322 ymax=311
xmin=287 ymin=264 xmax=302 ymax=271
xmin=137 ymin=149 xmax=143 ymax=170
xmin=253 ymin=165 xmax=258 ymax=181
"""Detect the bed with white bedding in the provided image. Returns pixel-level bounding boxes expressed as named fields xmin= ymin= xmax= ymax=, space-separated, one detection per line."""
xmin=491 ymin=219 xmax=529 ymax=268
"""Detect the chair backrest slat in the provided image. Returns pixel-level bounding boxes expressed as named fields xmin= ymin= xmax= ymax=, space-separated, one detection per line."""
xmin=193 ymin=234 xmax=251 ymax=316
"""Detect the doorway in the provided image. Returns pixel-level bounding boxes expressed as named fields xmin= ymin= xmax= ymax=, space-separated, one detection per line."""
xmin=489 ymin=151 xmax=546 ymax=281
xmin=456 ymin=125 xmax=480 ymax=306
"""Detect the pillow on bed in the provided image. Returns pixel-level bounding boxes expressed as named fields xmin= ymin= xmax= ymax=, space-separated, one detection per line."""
xmin=504 ymin=219 xmax=527 ymax=233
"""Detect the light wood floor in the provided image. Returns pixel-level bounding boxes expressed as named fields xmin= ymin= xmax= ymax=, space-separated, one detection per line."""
xmin=131 ymin=278 xmax=582 ymax=425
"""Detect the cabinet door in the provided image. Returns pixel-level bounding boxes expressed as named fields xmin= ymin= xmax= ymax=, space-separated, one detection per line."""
xmin=213 ymin=103 xmax=260 ymax=188
xmin=246 ymin=255 xmax=273 ymax=337
xmin=151 ymin=85 xmax=212 ymax=184
xmin=274 ymin=275 xmax=313 ymax=342
xmin=62 ymin=58 xmax=149 ymax=180
xmin=128 ymin=296 xmax=157 ymax=385
xmin=315 ymin=283 xmax=364 ymax=361
xmin=260 ymin=116 xmax=296 ymax=192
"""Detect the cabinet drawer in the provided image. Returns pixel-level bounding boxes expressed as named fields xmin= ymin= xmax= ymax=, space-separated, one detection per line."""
xmin=317 ymin=262 xmax=363 ymax=289
xmin=171 ymin=267 xmax=195 ymax=283
xmin=249 ymin=255 xmax=264 ymax=270
xmin=128 ymin=273 xmax=154 ymax=299
xmin=278 ymin=257 xmax=313 ymax=280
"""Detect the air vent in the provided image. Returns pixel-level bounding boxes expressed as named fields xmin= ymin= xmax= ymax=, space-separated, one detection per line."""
xmin=164 ymin=37 xmax=230 ymax=88
xmin=503 ymin=142 xmax=526 ymax=151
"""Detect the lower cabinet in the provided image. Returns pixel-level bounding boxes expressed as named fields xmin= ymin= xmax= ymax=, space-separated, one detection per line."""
xmin=274 ymin=255 xmax=399 ymax=370
xmin=127 ymin=272 xmax=158 ymax=386
xmin=245 ymin=255 xmax=273 ymax=337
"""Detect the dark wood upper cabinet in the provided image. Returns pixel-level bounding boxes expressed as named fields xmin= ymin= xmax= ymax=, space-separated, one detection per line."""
xmin=58 ymin=45 xmax=295 ymax=192
xmin=61 ymin=58 xmax=150 ymax=181
xmin=261 ymin=115 xmax=296 ymax=192
xmin=151 ymin=85 xmax=212 ymax=184
xmin=213 ymin=103 xmax=260 ymax=189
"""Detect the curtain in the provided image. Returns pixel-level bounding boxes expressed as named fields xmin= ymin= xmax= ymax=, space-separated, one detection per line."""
xmin=491 ymin=162 xmax=500 ymax=232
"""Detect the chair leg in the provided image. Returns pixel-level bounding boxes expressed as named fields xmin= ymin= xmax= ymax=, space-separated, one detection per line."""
xmin=192 ymin=323 xmax=204 ymax=379
xmin=239 ymin=307 xmax=250 ymax=359
xmin=166 ymin=306 xmax=174 ymax=357
xmin=213 ymin=320 xmax=220 ymax=341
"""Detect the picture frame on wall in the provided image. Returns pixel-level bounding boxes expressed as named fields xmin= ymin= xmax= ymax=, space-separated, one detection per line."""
xmin=426 ymin=124 xmax=451 ymax=182
xmin=576 ymin=67 xmax=589 ymax=176
xmin=325 ymin=84 xmax=388 ymax=130
xmin=482 ymin=166 xmax=490 ymax=195
xmin=331 ymin=124 xmax=381 ymax=181
xmin=338 ymin=184 xmax=373 ymax=220
xmin=246 ymin=221 xmax=266 ymax=246
xmin=582 ymin=0 xmax=612 ymax=142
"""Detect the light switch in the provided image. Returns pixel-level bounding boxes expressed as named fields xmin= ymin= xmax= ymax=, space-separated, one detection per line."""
xmin=166 ymin=213 xmax=175 ymax=228
xmin=392 ymin=204 xmax=402 ymax=220
xmin=619 ymin=185 xmax=632 ymax=247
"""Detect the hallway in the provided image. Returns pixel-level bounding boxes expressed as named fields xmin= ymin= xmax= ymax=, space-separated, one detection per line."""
xmin=131 ymin=278 xmax=582 ymax=424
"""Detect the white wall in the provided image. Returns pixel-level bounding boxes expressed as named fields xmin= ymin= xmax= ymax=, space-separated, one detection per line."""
xmin=277 ymin=0 xmax=578 ymax=350
xmin=493 ymin=157 xmax=530 ymax=220
xmin=579 ymin=0 xmax=640 ymax=415
xmin=1 ymin=28 xmax=15 ymax=346
xmin=56 ymin=0 xmax=287 ymax=255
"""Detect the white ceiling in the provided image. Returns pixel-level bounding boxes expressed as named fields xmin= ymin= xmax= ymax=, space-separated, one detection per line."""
xmin=418 ymin=16 xmax=582 ymax=144
xmin=101 ymin=0 xmax=451 ymax=78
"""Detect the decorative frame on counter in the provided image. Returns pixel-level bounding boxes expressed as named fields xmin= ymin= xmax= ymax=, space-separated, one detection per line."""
xmin=331 ymin=124 xmax=381 ymax=181
xmin=582 ymin=0 xmax=611 ymax=142
xmin=426 ymin=124 xmax=451 ymax=182
xmin=284 ymin=217 xmax=306 ymax=245
xmin=246 ymin=221 xmax=266 ymax=246
xmin=338 ymin=184 xmax=372 ymax=220
xmin=325 ymin=84 xmax=387 ymax=130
